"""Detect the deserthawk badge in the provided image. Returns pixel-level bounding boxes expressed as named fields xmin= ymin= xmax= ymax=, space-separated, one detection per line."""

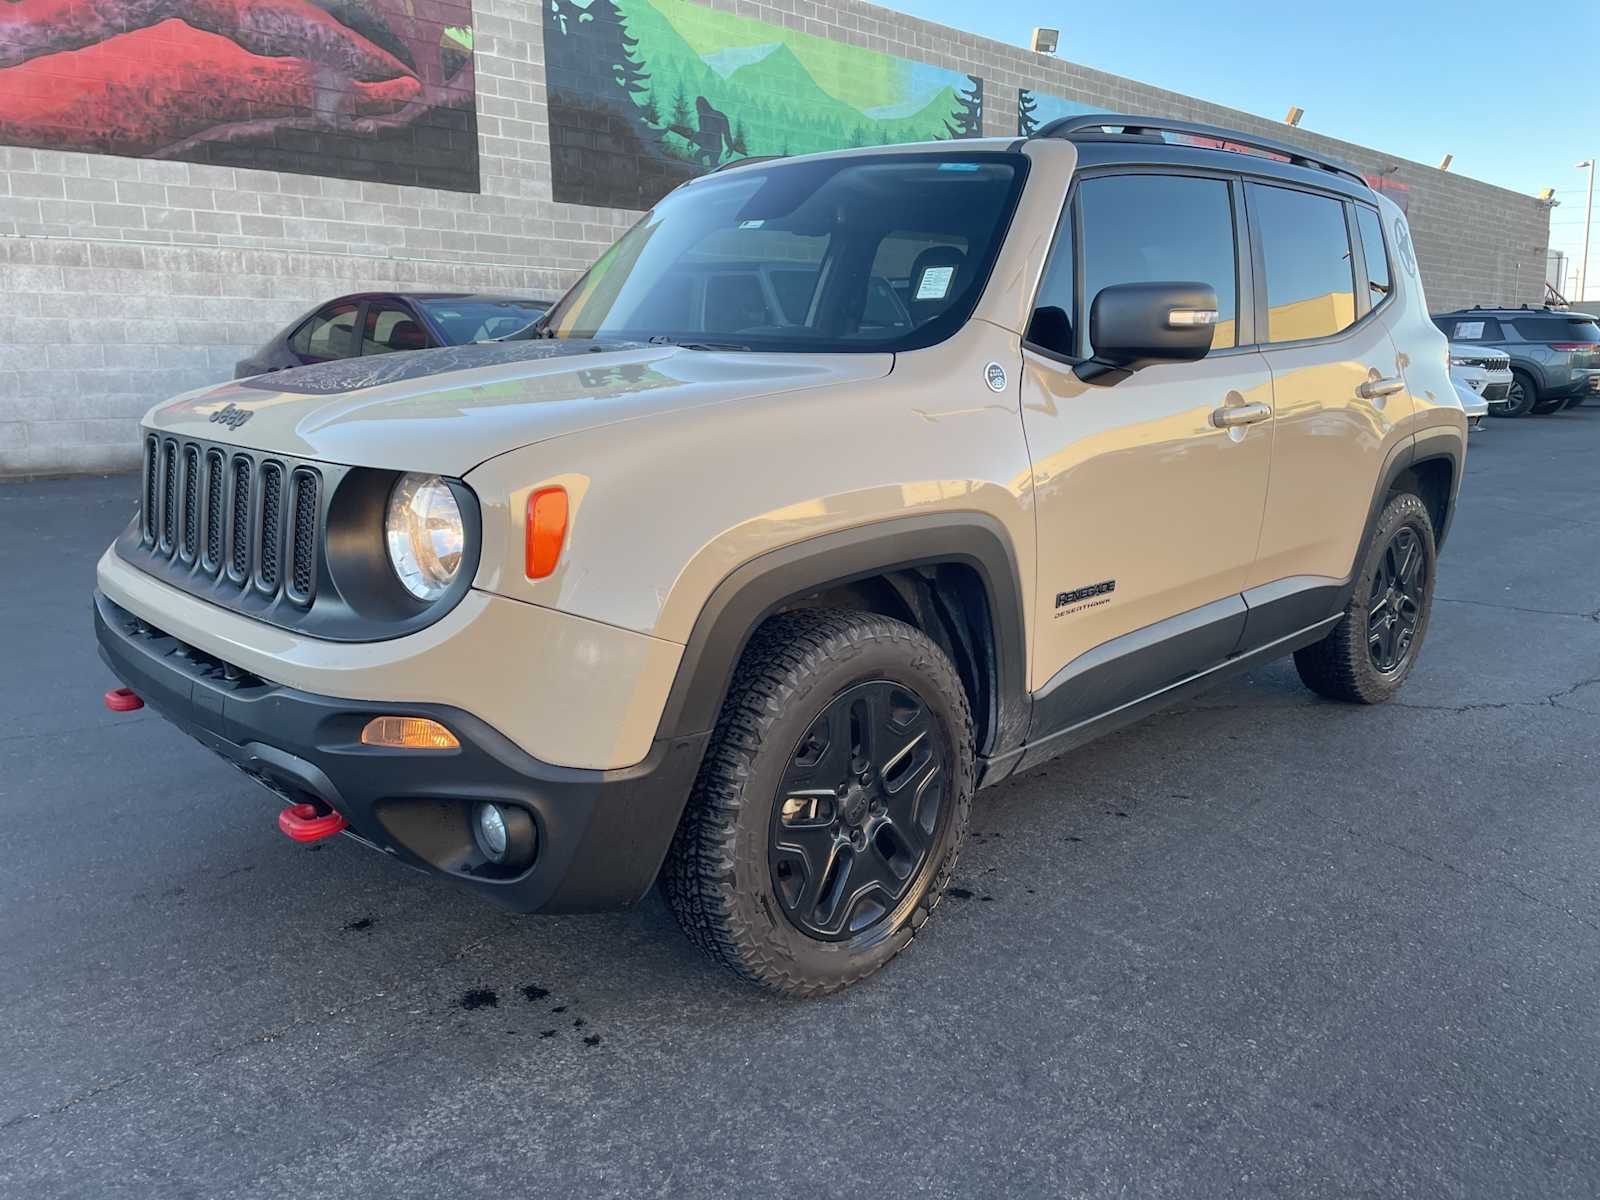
xmin=209 ymin=403 xmax=253 ymax=430
xmin=984 ymin=362 xmax=1008 ymax=393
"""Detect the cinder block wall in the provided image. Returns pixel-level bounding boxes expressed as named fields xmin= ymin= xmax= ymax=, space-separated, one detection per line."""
xmin=0 ymin=0 xmax=1552 ymax=477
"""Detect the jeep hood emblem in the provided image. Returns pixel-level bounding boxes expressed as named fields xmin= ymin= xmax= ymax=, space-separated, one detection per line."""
xmin=209 ymin=403 xmax=254 ymax=430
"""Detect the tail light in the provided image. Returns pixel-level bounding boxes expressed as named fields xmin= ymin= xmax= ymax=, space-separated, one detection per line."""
xmin=1549 ymin=343 xmax=1594 ymax=353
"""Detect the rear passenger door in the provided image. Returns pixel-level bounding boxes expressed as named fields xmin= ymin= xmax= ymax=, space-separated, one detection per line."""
xmin=1020 ymin=170 xmax=1274 ymax=733
xmin=1239 ymin=183 xmax=1414 ymax=648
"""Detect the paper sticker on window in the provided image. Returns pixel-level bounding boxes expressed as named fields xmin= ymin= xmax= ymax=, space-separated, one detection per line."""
xmin=1454 ymin=321 xmax=1484 ymax=340
xmin=738 ymin=219 xmax=765 ymax=229
xmin=915 ymin=265 xmax=955 ymax=301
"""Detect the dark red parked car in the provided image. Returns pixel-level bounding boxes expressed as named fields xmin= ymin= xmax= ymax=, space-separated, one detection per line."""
xmin=234 ymin=292 xmax=550 ymax=379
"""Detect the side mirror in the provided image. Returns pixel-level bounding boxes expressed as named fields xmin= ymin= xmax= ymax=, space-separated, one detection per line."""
xmin=1074 ymin=282 xmax=1218 ymax=386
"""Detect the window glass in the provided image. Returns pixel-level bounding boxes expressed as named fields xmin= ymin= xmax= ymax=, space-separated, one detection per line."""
xmin=1077 ymin=174 xmax=1238 ymax=354
xmin=415 ymin=299 xmax=548 ymax=343
xmin=1511 ymin=316 xmax=1600 ymax=343
xmin=297 ymin=303 xmax=360 ymax=360
xmin=542 ymin=154 xmax=1026 ymax=353
xmin=362 ymin=304 xmax=432 ymax=355
xmin=1026 ymin=203 xmax=1075 ymax=355
xmin=1445 ymin=317 xmax=1504 ymax=341
xmin=1355 ymin=205 xmax=1391 ymax=306
xmin=1249 ymin=183 xmax=1357 ymax=343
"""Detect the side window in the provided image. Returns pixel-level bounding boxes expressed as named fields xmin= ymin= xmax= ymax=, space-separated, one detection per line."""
xmin=1026 ymin=202 xmax=1075 ymax=356
xmin=363 ymin=304 xmax=431 ymax=355
xmin=1355 ymin=205 xmax=1391 ymax=306
xmin=1447 ymin=318 xmax=1502 ymax=341
xmin=1249 ymin=183 xmax=1357 ymax=343
xmin=1076 ymin=174 xmax=1239 ymax=354
xmin=297 ymin=303 xmax=360 ymax=360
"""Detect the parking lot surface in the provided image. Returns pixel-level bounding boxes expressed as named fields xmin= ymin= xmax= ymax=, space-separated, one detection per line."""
xmin=3 ymin=408 xmax=1598 ymax=1199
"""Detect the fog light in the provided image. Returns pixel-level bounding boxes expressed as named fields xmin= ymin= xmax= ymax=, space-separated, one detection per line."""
xmin=361 ymin=716 xmax=460 ymax=750
xmin=472 ymin=801 xmax=536 ymax=869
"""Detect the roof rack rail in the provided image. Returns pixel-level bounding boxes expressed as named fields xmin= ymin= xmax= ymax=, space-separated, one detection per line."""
xmin=1032 ymin=113 xmax=1368 ymax=188
xmin=710 ymin=154 xmax=787 ymax=174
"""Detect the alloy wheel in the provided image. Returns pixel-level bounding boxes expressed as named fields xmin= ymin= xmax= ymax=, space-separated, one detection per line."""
xmin=1367 ymin=526 xmax=1426 ymax=674
xmin=768 ymin=680 xmax=950 ymax=941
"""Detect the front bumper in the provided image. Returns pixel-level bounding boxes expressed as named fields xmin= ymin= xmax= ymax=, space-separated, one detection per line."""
xmin=94 ymin=590 xmax=708 ymax=912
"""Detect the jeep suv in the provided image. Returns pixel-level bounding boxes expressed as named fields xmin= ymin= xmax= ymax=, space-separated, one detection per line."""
xmin=93 ymin=116 xmax=1464 ymax=994
xmin=1432 ymin=306 xmax=1600 ymax=415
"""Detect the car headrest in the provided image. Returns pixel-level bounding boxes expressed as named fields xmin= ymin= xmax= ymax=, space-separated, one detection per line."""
xmin=388 ymin=320 xmax=427 ymax=351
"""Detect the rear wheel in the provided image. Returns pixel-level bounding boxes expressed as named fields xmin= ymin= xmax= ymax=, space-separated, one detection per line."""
xmin=662 ymin=609 xmax=974 ymax=995
xmin=1294 ymin=492 xmax=1436 ymax=704
xmin=1500 ymin=370 xmax=1538 ymax=417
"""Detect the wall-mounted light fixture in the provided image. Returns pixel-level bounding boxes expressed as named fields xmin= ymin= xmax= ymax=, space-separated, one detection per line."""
xmin=1031 ymin=27 xmax=1059 ymax=54
xmin=1438 ymin=154 xmax=1453 ymax=172
xmin=1284 ymin=106 xmax=1304 ymax=127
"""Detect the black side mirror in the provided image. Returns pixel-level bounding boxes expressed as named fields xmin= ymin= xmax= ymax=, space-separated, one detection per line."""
xmin=1074 ymin=282 xmax=1218 ymax=386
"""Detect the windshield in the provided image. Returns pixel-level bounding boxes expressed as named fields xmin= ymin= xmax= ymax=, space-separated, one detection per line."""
xmin=418 ymin=299 xmax=549 ymax=343
xmin=542 ymin=152 xmax=1027 ymax=353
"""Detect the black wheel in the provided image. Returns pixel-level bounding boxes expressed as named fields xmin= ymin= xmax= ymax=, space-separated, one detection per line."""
xmin=1529 ymin=373 xmax=1565 ymax=414
xmin=1499 ymin=370 xmax=1538 ymax=417
xmin=661 ymin=609 xmax=974 ymax=995
xmin=1294 ymin=492 xmax=1436 ymax=704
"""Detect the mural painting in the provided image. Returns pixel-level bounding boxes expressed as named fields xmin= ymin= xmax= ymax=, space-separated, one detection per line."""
xmin=0 ymin=1 xmax=480 ymax=191
xmin=546 ymin=0 xmax=984 ymax=211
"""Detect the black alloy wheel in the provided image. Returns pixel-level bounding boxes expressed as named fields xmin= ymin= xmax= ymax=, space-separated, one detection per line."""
xmin=1367 ymin=525 xmax=1427 ymax=674
xmin=769 ymin=680 xmax=950 ymax=941
xmin=1501 ymin=371 xmax=1537 ymax=417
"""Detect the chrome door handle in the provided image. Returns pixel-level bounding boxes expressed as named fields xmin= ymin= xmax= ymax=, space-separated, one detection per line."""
xmin=1357 ymin=376 xmax=1406 ymax=400
xmin=1210 ymin=401 xmax=1272 ymax=428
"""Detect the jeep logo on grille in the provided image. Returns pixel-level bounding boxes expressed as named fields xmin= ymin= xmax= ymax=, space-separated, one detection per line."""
xmin=209 ymin=403 xmax=254 ymax=430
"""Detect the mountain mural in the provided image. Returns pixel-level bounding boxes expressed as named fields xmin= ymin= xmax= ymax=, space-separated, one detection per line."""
xmin=545 ymin=0 xmax=982 ymax=209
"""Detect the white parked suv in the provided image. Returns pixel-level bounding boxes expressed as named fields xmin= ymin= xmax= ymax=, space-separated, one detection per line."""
xmin=1448 ymin=343 xmax=1512 ymax=424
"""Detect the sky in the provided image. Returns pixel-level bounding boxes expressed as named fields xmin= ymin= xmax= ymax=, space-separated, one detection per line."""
xmin=889 ymin=0 xmax=1600 ymax=301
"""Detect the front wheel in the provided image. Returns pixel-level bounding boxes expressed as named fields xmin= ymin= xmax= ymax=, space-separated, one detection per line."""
xmin=1499 ymin=370 xmax=1538 ymax=417
xmin=662 ymin=609 xmax=974 ymax=995
xmin=1294 ymin=492 xmax=1437 ymax=704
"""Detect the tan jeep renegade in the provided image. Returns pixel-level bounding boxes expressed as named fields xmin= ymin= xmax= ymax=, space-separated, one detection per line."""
xmin=94 ymin=115 xmax=1466 ymax=994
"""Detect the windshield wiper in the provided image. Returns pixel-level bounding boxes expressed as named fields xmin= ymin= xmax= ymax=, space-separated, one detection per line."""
xmin=646 ymin=335 xmax=750 ymax=351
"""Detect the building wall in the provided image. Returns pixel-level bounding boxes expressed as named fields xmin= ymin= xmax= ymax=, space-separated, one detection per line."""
xmin=0 ymin=0 xmax=1553 ymax=477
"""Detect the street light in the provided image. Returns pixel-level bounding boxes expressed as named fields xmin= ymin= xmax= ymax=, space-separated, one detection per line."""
xmin=1577 ymin=159 xmax=1595 ymax=302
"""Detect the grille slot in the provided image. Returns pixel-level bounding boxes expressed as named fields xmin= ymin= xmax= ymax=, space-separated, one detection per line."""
xmin=257 ymin=462 xmax=284 ymax=593
xmin=229 ymin=455 xmax=252 ymax=581
xmin=288 ymin=470 xmax=319 ymax=603
xmin=142 ymin=436 xmax=158 ymax=544
xmin=159 ymin=440 xmax=178 ymax=551
xmin=203 ymin=450 xmax=224 ymax=570
xmin=180 ymin=444 xmax=200 ymax=561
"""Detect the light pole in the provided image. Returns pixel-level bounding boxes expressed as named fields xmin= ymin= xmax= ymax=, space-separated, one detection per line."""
xmin=1578 ymin=158 xmax=1595 ymax=302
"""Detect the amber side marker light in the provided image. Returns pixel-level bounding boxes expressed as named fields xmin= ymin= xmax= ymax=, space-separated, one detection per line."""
xmin=525 ymin=486 xmax=569 ymax=579
xmin=361 ymin=716 xmax=460 ymax=750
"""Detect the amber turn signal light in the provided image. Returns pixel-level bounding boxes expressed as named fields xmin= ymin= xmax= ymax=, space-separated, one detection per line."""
xmin=360 ymin=716 xmax=460 ymax=750
xmin=525 ymin=486 xmax=569 ymax=579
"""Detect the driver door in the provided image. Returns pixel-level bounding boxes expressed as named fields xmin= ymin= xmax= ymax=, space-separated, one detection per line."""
xmin=1021 ymin=170 xmax=1273 ymax=735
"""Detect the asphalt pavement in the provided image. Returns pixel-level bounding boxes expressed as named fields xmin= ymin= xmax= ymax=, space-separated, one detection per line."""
xmin=3 ymin=407 xmax=1598 ymax=1198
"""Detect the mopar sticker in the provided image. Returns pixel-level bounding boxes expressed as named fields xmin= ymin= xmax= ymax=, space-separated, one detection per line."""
xmin=984 ymin=362 xmax=1008 ymax=393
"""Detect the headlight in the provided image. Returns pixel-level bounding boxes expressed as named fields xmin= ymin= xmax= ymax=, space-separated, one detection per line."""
xmin=1449 ymin=355 xmax=1472 ymax=367
xmin=385 ymin=473 xmax=465 ymax=601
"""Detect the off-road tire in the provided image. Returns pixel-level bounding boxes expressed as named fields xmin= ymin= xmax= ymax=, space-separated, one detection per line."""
xmin=1499 ymin=370 xmax=1538 ymax=417
xmin=661 ymin=609 xmax=975 ymax=996
xmin=1294 ymin=492 xmax=1437 ymax=704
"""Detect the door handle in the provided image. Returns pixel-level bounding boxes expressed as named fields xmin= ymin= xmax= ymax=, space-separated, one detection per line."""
xmin=1357 ymin=376 xmax=1406 ymax=400
xmin=1210 ymin=401 xmax=1272 ymax=429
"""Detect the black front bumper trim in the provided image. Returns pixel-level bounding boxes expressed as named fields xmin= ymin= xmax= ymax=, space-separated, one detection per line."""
xmin=94 ymin=590 xmax=707 ymax=913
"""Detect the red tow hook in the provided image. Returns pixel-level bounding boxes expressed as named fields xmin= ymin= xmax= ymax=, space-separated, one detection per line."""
xmin=278 ymin=802 xmax=349 ymax=843
xmin=104 ymin=687 xmax=144 ymax=712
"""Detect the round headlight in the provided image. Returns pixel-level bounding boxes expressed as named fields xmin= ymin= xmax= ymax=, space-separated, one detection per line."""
xmin=385 ymin=473 xmax=465 ymax=601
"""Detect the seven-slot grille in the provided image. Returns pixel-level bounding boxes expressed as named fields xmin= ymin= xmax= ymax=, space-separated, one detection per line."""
xmin=139 ymin=435 xmax=320 ymax=606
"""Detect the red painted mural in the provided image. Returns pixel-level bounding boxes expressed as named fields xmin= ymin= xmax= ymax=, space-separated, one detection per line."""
xmin=0 ymin=0 xmax=479 ymax=190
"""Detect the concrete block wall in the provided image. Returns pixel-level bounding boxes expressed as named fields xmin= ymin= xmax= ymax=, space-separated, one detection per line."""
xmin=0 ymin=0 xmax=1552 ymax=477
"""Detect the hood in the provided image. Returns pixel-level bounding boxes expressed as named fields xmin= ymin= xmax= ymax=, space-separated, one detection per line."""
xmin=145 ymin=340 xmax=894 ymax=476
